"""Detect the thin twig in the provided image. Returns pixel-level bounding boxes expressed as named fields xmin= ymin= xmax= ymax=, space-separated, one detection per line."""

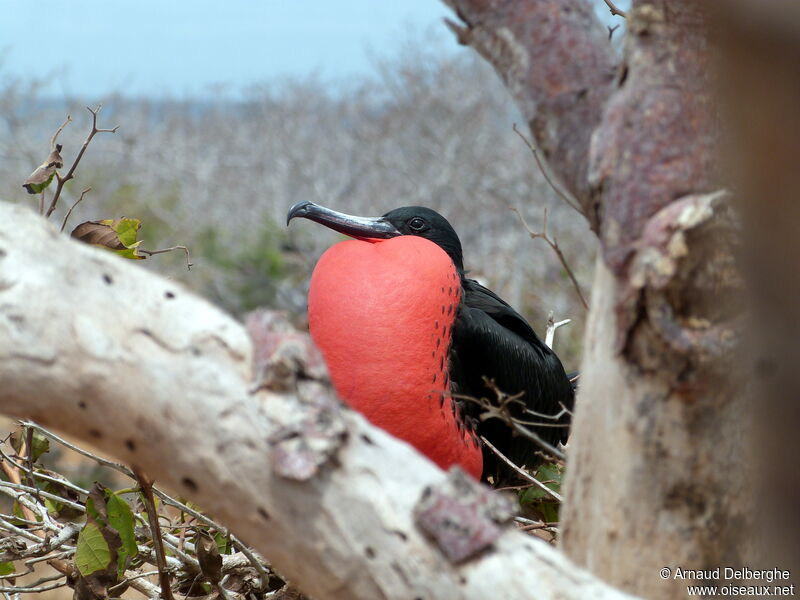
xmin=608 ymin=23 xmax=621 ymax=40
xmin=0 ymin=581 xmax=67 ymax=593
xmin=512 ymin=123 xmax=583 ymax=216
xmin=0 ymin=480 xmax=84 ymax=513
xmin=510 ymin=421 xmax=566 ymax=462
xmin=511 ymin=206 xmax=589 ymax=311
xmin=602 ymin=0 xmax=627 ymax=18
xmin=480 ymin=436 xmax=563 ymax=502
xmin=139 ymin=245 xmax=193 ymax=270
xmin=60 ymin=187 xmax=91 ymax=232
xmin=107 ymin=570 xmax=162 ymax=596
xmin=21 ymin=421 xmax=133 ymax=476
xmin=0 ymin=448 xmax=88 ymax=496
xmin=45 ymin=105 xmax=118 ymax=219
xmin=23 ymin=427 xmax=40 ymax=506
xmin=545 ymin=310 xmax=572 ymax=348
xmin=49 ymin=115 xmax=72 ymax=150
xmin=134 ymin=468 xmax=176 ymax=600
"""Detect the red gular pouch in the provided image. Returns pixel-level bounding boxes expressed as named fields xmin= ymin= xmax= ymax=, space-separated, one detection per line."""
xmin=308 ymin=235 xmax=482 ymax=479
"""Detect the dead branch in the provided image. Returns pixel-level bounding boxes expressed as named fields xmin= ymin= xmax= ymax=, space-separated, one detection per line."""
xmin=139 ymin=244 xmax=193 ymax=269
xmin=480 ymin=436 xmax=563 ymax=502
xmin=134 ymin=468 xmax=177 ymax=600
xmin=602 ymin=0 xmax=627 ymax=18
xmin=45 ymin=105 xmax=119 ymax=218
xmin=59 ymin=187 xmax=91 ymax=232
xmin=513 ymin=124 xmax=583 ymax=216
xmin=49 ymin=114 xmax=72 ymax=150
xmin=545 ymin=310 xmax=572 ymax=348
xmin=511 ymin=205 xmax=589 ymax=311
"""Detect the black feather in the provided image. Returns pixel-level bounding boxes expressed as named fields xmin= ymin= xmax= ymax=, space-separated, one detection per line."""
xmin=451 ymin=279 xmax=574 ymax=485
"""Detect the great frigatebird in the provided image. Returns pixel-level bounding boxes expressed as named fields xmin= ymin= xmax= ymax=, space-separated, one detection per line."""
xmin=287 ymin=201 xmax=574 ymax=484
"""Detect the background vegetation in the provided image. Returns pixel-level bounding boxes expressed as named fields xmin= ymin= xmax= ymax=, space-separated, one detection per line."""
xmin=0 ymin=38 xmax=595 ymax=363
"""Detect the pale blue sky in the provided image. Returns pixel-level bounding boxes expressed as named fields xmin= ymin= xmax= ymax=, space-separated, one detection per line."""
xmin=1 ymin=0 xmax=627 ymax=98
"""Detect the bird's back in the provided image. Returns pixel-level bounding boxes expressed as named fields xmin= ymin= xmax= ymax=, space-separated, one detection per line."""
xmin=450 ymin=278 xmax=574 ymax=484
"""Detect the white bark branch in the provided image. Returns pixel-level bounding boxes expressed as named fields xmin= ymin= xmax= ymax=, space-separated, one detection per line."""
xmin=0 ymin=203 xmax=634 ymax=600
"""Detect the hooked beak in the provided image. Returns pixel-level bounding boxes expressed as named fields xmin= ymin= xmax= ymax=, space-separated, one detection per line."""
xmin=286 ymin=201 xmax=401 ymax=240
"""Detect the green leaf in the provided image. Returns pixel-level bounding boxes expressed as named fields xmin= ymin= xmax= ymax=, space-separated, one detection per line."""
xmin=85 ymin=494 xmax=102 ymax=524
xmin=75 ymin=522 xmax=112 ymax=576
xmin=23 ymin=170 xmax=55 ymax=194
xmin=0 ymin=561 xmax=15 ymax=576
xmin=44 ymin=497 xmax=60 ymax=516
xmin=213 ymin=530 xmax=231 ymax=555
xmin=519 ymin=463 xmax=563 ymax=504
xmin=70 ymin=218 xmax=146 ymax=260
xmin=111 ymin=218 xmax=140 ymax=248
xmin=106 ymin=493 xmax=138 ymax=576
xmin=29 ymin=432 xmax=50 ymax=462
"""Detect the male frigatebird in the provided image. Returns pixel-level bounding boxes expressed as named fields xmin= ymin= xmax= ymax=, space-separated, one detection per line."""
xmin=287 ymin=201 xmax=574 ymax=484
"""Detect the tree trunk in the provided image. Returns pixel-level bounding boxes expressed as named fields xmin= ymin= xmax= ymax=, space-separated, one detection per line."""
xmin=445 ymin=1 xmax=752 ymax=597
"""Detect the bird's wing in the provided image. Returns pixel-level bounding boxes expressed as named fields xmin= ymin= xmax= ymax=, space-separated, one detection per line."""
xmin=450 ymin=278 xmax=574 ymax=483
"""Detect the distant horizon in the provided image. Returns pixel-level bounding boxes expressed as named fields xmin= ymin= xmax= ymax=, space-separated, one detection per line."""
xmin=1 ymin=1 xmax=628 ymax=100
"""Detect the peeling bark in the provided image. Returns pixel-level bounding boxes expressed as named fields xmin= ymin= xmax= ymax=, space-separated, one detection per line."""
xmin=0 ymin=203 xmax=635 ymax=600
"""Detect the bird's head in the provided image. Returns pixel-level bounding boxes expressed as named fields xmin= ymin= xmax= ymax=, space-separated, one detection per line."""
xmin=287 ymin=201 xmax=464 ymax=272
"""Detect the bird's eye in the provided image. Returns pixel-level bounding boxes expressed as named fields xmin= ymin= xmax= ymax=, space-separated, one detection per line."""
xmin=408 ymin=217 xmax=426 ymax=231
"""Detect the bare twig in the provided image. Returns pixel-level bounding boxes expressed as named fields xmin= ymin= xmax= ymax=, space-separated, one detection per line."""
xmin=455 ymin=380 xmax=568 ymax=462
xmin=0 ymin=480 xmax=84 ymax=513
xmin=0 ymin=581 xmax=67 ymax=593
xmin=60 ymin=187 xmax=91 ymax=232
xmin=545 ymin=310 xmax=572 ymax=348
xmin=134 ymin=468 xmax=176 ymax=600
xmin=45 ymin=106 xmax=118 ymax=219
xmin=509 ymin=421 xmax=566 ymax=462
xmin=602 ymin=0 xmax=627 ymax=19
xmin=49 ymin=115 xmax=72 ymax=150
xmin=0 ymin=456 xmax=38 ymax=526
xmin=21 ymin=421 xmax=132 ymax=475
xmin=511 ymin=206 xmax=589 ymax=311
xmin=512 ymin=123 xmax=583 ymax=216
xmin=524 ymin=403 xmax=572 ymax=421
xmin=107 ymin=570 xmax=162 ymax=597
xmin=480 ymin=436 xmax=563 ymax=502
xmin=139 ymin=245 xmax=193 ymax=270
xmin=608 ymin=23 xmax=621 ymax=40
xmin=22 ymin=427 xmax=41 ymax=507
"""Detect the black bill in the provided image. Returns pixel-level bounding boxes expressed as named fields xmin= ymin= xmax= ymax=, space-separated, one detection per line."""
xmin=286 ymin=201 xmax=401 ymax=240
